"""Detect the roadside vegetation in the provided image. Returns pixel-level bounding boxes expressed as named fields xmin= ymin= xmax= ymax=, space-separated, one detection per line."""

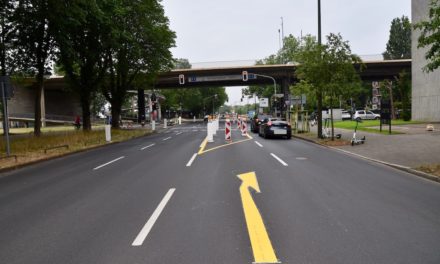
xmin=0 ymin=128 xmax=152 ymax=170
xmin=333 ymin=120 xmax=422 ymax=134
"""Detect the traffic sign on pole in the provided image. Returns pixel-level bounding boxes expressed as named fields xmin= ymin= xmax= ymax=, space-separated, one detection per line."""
xmin=179 ymin=74 xmax=185 ymax=85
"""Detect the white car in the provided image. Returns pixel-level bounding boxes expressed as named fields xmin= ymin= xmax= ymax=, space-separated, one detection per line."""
xmin=353 ymin=110 xmax=380 ymax=120
xmin=341 ymin=110 xmax=351 ymax=120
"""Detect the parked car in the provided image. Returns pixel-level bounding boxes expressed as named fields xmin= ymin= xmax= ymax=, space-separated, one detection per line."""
xmin=250 ymin=114 xmax=272 ymax=133
xmin=341 ymin=110 xmax=351 ymax=121
xmin=258 ymin=118 xmax=291 ymax=139
xmin=353 ymin=110 xmax=380 ymax=120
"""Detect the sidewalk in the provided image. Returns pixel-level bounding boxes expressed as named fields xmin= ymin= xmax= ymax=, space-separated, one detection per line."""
xmin=294 ymin=123 xmax=440 ymax=179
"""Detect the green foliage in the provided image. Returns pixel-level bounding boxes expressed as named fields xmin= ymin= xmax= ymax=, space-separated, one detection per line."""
xmin=293 ymin=33 xmax=362 ymax=107
xmin=383 ymin=16 xmax=412 ymax=60
xmin=100 ymin=0 xmax=176 ymax=127
xmin=160 ymin=87 xmax=228 ymax=116
xmin=173 ymin=58 xmax=192 ymax=69
xmin=414 ymin=0 xmax=440 ymax=72
xmin=395 ymin=70 xmax=412 ymax=120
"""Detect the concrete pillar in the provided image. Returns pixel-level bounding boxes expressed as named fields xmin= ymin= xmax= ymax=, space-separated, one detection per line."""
xmin=137 ymin=89 xmax=145 ymax=123
xmin=157 ymin=101 xmax=162 ymax=122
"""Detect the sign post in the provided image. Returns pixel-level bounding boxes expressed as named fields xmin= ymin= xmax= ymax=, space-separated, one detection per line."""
xmin=0 ymin=76 xmax=12 ymax=156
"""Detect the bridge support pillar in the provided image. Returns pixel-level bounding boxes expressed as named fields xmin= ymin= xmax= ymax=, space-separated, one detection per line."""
xmin=137 ymin=89 xmax=145 ymax=124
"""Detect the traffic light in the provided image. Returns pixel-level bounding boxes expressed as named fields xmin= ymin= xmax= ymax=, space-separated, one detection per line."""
xmin=179 ymin=74 xmax=185 ymax=85
xmin=242 ymin=71 xmax=248 ymax=82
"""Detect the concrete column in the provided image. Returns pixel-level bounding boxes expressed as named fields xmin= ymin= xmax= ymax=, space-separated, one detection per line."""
xmin=157 ymin=101 xmax=162 ymax=122
xmin=137 ymin=89 xmax=145 ymax=123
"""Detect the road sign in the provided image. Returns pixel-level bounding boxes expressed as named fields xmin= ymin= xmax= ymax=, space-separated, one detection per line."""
xmin=259 ymin=98 xmax=269 ymax=107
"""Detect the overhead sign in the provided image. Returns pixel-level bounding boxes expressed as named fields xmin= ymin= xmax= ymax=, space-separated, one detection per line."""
xmin=259 ymin=98 xmax=269 ymax=107
xmin=188 ymin=74 xmax=256 ymax=83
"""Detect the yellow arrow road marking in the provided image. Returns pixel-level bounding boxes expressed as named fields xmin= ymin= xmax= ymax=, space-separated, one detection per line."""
xmin=237 ymin=172 xmax=279 ymax=263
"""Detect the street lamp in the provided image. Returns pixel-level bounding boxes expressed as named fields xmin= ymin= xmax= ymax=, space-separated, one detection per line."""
xmin=251 ymin=73 xmax=277 ymax=117
xmin=203 ymin=94 xmax=218 ymax=116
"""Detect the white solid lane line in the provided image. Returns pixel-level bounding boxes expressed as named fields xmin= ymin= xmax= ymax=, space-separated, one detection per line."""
xmin=93 ymin=156 xmax=125 ymax=170
xmin=255 ymin=141 xmax=263 ymax=148
xmin=270 ymin=153 xmax=288 ymax=166
xmin=132 ymin=188 xmax=176 ymax=246
xmin=163 ymin=137 xmax=172 ymax=141
xmin=141 ymin=143 xmax=155 ymax=150
xmin=186 ymin=153 xmax=198 ymax=167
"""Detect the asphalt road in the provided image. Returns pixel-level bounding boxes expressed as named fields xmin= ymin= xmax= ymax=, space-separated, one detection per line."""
xmin=0 ymin=122 xmax=439 ymax=264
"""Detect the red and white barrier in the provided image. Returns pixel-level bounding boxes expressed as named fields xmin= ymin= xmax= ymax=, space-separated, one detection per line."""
xmin=225 ymin=119 xmax=231 ymax=141
xmin=241 ymin=118 xmax=247 ymax=136
xmin=237 ymin=118 xmax=241 ymax=130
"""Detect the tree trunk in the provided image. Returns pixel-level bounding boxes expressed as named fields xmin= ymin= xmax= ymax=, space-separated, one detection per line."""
xmin=81 ymin=91 xmax=92 ymax=131
xmin=34 ymin=77 xmax=43 ymax=137
xmin=317 ymin=89 xmax=323 ymax=138
xmin=111 ymin=100 xmax=122 ymax=129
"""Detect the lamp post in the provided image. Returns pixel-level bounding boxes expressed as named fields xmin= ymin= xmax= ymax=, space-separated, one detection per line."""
xmin=203 ymin=94 xmax=218 ymax=116
xmin=252 ymin=73 xmax=277 ymax=117
xmin=316 ymin=0 xmax=323 ymax=138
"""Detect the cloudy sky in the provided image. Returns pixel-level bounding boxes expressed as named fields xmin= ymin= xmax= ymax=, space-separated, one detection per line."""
xmin=161 ymin=0 xmax=411 ymax=104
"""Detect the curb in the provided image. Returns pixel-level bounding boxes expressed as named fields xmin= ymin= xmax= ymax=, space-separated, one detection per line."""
xmin=292 ymin=134 xmax=440 ymax=183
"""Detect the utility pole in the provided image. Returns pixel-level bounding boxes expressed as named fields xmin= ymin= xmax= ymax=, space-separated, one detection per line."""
xmin=316 ymin=0 xmax=323 ymax=139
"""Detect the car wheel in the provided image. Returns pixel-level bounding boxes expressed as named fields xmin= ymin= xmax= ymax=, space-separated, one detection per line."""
xmin=375 ymin=117 xmax=380 ymax=120
xmin=356 ymin=117 xmax=361 ymax=122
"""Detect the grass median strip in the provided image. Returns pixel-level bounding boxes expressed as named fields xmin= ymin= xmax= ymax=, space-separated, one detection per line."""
xmin=0 ymin=128 xmax=153 ymax=170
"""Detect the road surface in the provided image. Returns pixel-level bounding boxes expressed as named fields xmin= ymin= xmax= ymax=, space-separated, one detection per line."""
xmin=1 ymin=122 xmax=439 ymax=263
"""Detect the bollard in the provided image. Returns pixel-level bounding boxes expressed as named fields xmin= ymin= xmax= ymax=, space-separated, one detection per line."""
xmin=178 ymin=116 xmax=182 ymax=125
xmin=152 ymin=120 xmax=156 ymax=131
xmin=193 ymin=116 xmax=196 ymax=122
xmin=207 ymin=122 xmax=214 ymax=142
xmin=241 ymin=118 xmax=248 ymax=136
xmin=105 ymin=124 xmax=111 ymax=142
xmin=164 ymin=119 xmax=167 ymax=129
xmin=225 ymin=119 xmax=231 ymax=141
xmin=213 ymin=119 xmax=217 ymax=136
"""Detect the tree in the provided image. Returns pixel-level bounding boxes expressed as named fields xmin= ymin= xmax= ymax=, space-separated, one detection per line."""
xmin=174 ymin=58 xmax=191 ymax=69
xmin=101 ymin=0 xmax=176 ymax=128
xmin=383 ymin=16 xmax=412 ymax=60
xmin=54 ymin=0 xmax=111 ymax=131
xmin=295 ymin=33 xmax=362 ymax=140
xmin=414 ymin=0 xmax=440 ymax=72
xmin=0 ymin=0 xmax=18 ymax=76
xmin=15 ymin=0 xmax=58 ymax=136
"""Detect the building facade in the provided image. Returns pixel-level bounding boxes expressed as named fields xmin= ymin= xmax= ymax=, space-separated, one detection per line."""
xmin=412 ymin=0 xmax=440 ymax=121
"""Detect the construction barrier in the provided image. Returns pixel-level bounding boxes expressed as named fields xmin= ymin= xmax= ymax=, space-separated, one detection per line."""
xmin=237 ymin=118 xmax=241 ymax=130
xmin=241 ymin=118 xmax=247 ymax=136
xmin=225 ymin=119 xmax=231 ymax=141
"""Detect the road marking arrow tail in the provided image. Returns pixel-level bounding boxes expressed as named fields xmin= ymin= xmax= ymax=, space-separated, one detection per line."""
xmin=237 ymin=172 xmax=279 ymax=263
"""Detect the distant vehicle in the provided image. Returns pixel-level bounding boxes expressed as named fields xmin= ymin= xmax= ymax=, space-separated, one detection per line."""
xmin=353 ymin=110 xmax=380 ymax=121
xmin=250 ymin=114 xmax=272 ymax=133
xmin=258 ymin=117 xmax=291 ymax=139
xmin=341 ymin=110 xmax=351 ymax=121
